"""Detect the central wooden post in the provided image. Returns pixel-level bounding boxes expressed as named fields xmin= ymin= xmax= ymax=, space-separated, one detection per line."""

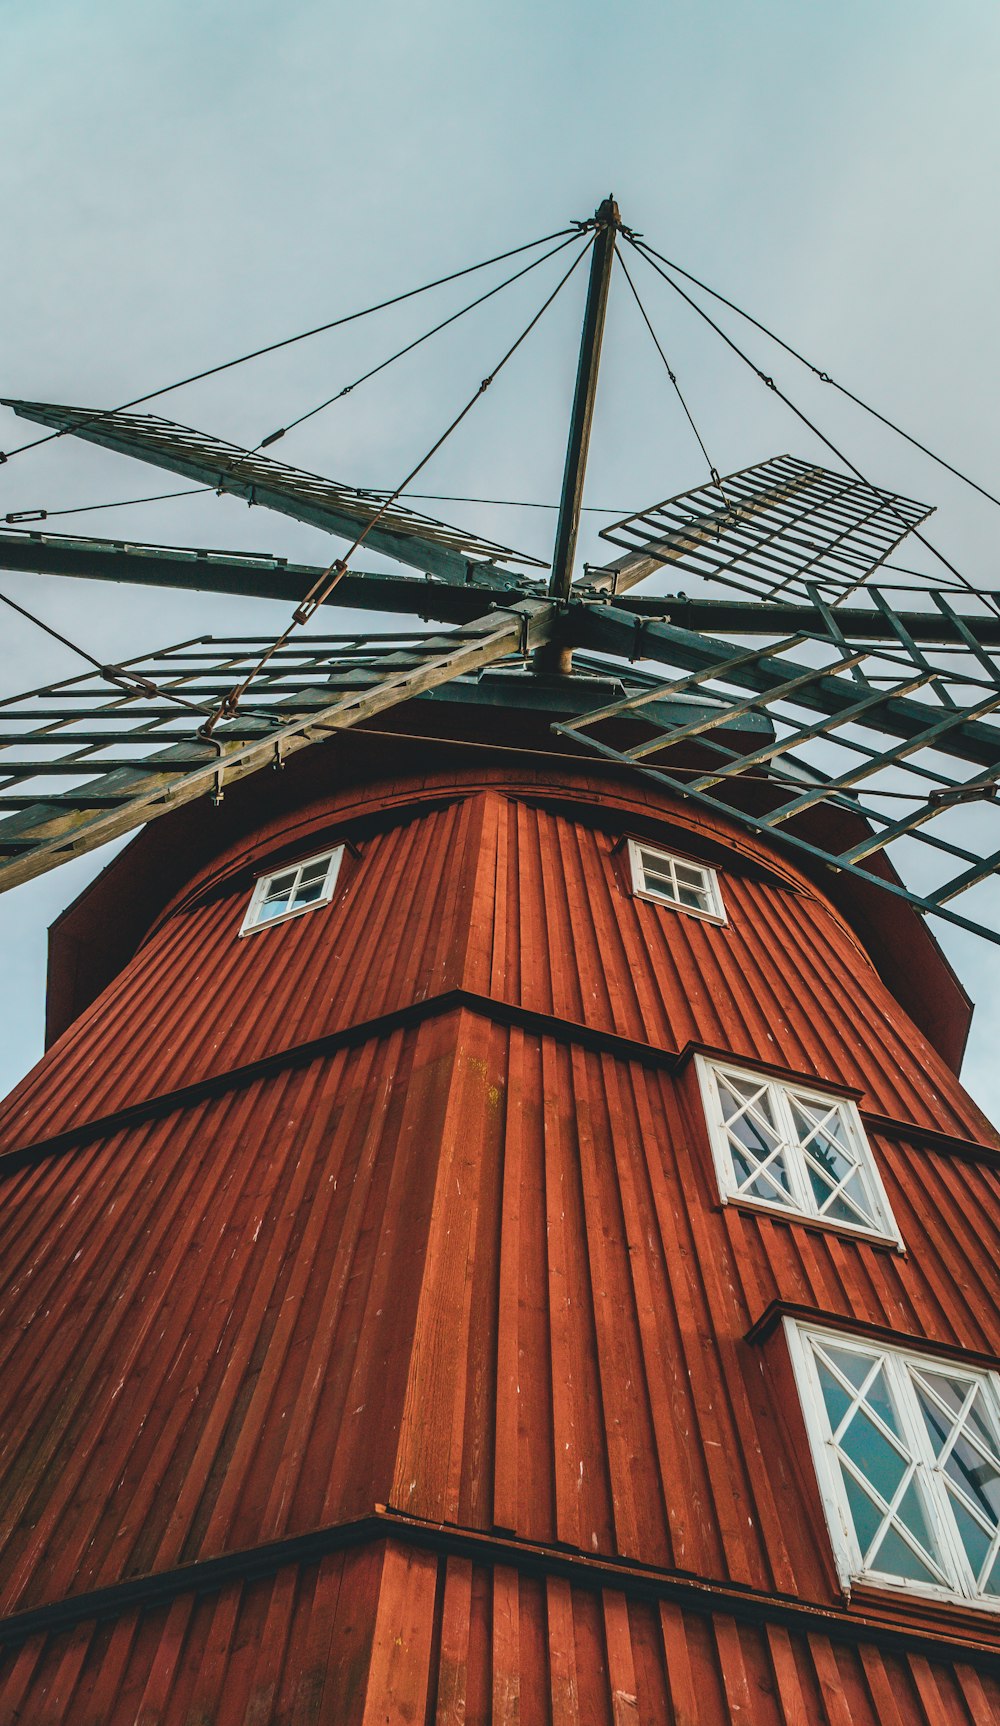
xmin=535 ymin=194 xmax=620 ymax=673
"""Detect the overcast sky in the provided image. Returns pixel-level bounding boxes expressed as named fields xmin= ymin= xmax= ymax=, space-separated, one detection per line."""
xmin=3 ymin=0 xmax=1000 ymax=1115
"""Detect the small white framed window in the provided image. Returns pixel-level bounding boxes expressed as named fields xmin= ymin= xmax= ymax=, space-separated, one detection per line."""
xmin=240 ymin=845 xmax=344 ymax=934
xmin=696 ymin=1057 xmax=902 ymax=1246
xmin=787 ymin=1320 xmax=1000 ymax=1611
xmin=627 ymin=839 xmax=725 ymax=923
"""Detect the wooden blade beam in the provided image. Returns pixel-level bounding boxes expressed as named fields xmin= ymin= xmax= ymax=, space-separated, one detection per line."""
xmin=0 ymin=530 xmax=534 ymax=625
xmin=1 ymin=400 xmax=546 ymax=583
xmin=616 ymin=592 xmax=1000 ymax=644
xmin=6 ymin=528 xmax=1000 ymax=649
xmin=0 ymin=597 xmax=556 ymax=891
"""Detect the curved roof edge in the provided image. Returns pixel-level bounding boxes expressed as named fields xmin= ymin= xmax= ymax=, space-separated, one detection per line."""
xmin=44 ymin=706 xmax=973 ymax=1075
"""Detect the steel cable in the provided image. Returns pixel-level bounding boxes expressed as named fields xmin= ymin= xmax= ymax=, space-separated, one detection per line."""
xmin=613 ymin=243 xmax=730 ymax=506
xmin=0 ymin=226 xmax=576 ymax=464
xmin=626 ymin=235 xmax=998 ymax=614
xmin=633 ymin=239 xmax=1000 ymax=515
xmin=5 ymin=487 xmax=208 ymax=525
xmin=4 ymin=487 xmax=633 ymax=525
xmin=257 ymin=230 xmax=583 ymax=448
xmin=3 ymin=235 xmax=585 ymax=526
xmin=0 ymin=587 xmax=216 ymax=714
xmin=200 ymin=234 xmax=595 ymax=732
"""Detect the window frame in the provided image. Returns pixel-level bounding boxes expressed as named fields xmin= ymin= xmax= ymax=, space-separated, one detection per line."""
xmin=786 ymin=1318 xmax=1000 ymax=1613
xmin=239 ymin=844 xmax=344 ymax=935
xmin=696 ymin=1055 xmax=903 ymax=1249
xmin=626 ymin=838 xmax=726 ymax=924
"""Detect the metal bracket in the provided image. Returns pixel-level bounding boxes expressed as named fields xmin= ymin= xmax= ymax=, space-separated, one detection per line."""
xmin=488 ymin=603 xmax=532 ymax=656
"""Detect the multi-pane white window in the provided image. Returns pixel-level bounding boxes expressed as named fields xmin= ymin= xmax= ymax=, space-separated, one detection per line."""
xmin=788 ymin=1322 xmax=1000 ymax=1610
xmin=696 ymin=1057 xmax=901 ymax=1244
xmin=240 ymin=845 xmax=344 ymax=933
xmin=627 ymin=839 xmax=725 ymax=923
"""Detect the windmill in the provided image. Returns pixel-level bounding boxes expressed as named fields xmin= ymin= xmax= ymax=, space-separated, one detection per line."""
xmin=0 ymin=200 xmax=998 ymax=1721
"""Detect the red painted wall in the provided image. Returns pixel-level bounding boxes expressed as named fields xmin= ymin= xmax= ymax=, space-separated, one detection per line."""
xmin=0 ymin=765 xmax=996 ymax=1718
xmin=2 ymin=1540 xmax=997 ymax=1725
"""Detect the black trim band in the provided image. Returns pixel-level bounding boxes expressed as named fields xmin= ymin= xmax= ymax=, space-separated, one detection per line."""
xmin=0 ymin=1506 xmax=997 ymax=1667
xmin=0 ymin=989 xmax=680 ymax=1174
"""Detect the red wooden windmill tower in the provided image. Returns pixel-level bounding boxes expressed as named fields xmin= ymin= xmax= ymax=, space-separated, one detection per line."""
xmin=0 ymin=199 xmax=999 ymax=1721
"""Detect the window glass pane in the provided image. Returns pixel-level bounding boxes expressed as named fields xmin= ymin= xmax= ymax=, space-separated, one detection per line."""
xmin=861 ymin=1364 xmax=901 ymax=1439
xmin=945 ymin=1435 xmax=1000 ymax=1524
xmin=828 ymin=1362 xmax=946 ymax=1583
xmin=870 ymin=1520 xmax=940 ymax=1586
xmin=820 ymin=1172 xmax=875 ymax=1227
xmin=673 ymin=864 xmax=711 ymax=909
xmin=728 ymin=1109 xmax=781 ymax=1163
xmin=248 ymin=851 xmax=339 ymax=929
xmin=913 ymin=1376 xmax=1000 ymax=1543
xmin=703 ymin=1064 xmax=891 ymax=1238
xmin=918 ymin=1374 xmax=999 ymax=1457
xmin=803 ymin=1135 xmax=854 ymax=1194
xmin=843 ymin=1470 xmax=884 ymax=1558
xmin=964 ymin=1388 xmax=1000 ymax=1465
xmin=257 ymin=891 xmax=294 ymax=921
xmin=718 ymin=1079 xmax=792 ymax=1200
xmin=791 ymin=1103 xmax=875 ymax=1228
xmin=893 ymin=1480 xmax=938 ymax=1561
xmin=792 ymin=1098 xmax=849 ymax=1140
xmin=821 ymin=1344 xmax=876 ymax=1392
xmin=949 ymin=1497 xmax=993 ymax=1581
xmin=298 ymin=857 xmax=332 ymax=884
xmin=840 ymin=1408 xmax=907 ymax=1504
xmin=264 ymin=869 xmax=298 ymax=898
xmin=817 ymin=1359 xmax=854 ymax=1433
xmin=719 ymin=1080 xmax=779 ymax=1143
xmin=914 ymin=1381 xmax=954 ymax=1456
xmin=718 ymin=1072 xmax=763 ymax=1108
xmin=793 ymin=1110 xmax=854 ymax=1185
xmin=823 ymin=1194 xmax=864 ymax=1226
xmin=291 ymin=877 xmax=327 ymax=908
xmin=984 ymin=1549 xmax=1000 ymax=1598
xmin=638 ymin=851 xmax=671 ymax=882
xmin=740 ymin=1159 xmax=794 ymax=1203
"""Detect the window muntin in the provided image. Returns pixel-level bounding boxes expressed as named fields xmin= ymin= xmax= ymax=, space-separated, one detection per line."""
xmin=697 ymin=1058 xmax=901 ymax=1244
xmin=788 ymin=1322 xmax=1000 ymax=1609
xmin=240 ymin=846 xmax=344 ymax=933
xmin=627 ymin=840 xmax=725 ymax=922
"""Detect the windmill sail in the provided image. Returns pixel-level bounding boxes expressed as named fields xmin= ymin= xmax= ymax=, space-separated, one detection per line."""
xmin=0 ymin=599 xmax=554 ymax=890
xmin=564 ymin=584 xmax=1000 ymax=942
xmin=1 ymin=400 xmax=546 ymax=581
xmin=595 ymin=454 xmax=932 ymax=603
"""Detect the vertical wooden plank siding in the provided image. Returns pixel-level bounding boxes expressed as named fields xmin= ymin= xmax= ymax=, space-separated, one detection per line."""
xmin=0 ymin=775 xmax=989 ymax=1150
xmin=0 ymin=1551 xmax=996 ymax=1723
xmin=0 ymin=765 xmax=996 ymax=1718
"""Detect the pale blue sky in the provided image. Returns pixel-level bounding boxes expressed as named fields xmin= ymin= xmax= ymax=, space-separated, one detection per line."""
xmin=3 ymin=0 xmax=1000 ymax=1110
